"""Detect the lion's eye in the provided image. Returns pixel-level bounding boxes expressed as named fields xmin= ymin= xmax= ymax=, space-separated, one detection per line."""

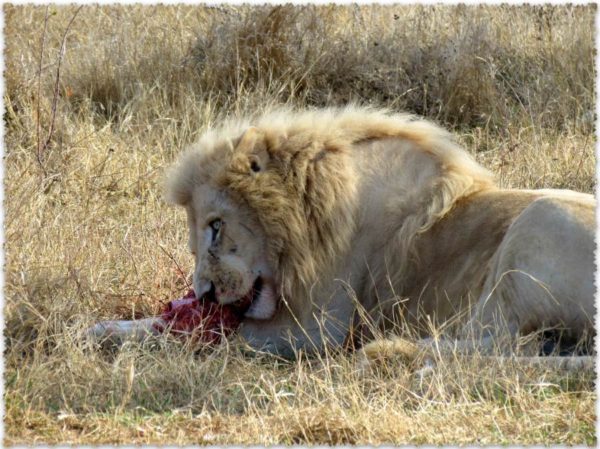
xmin=209 ymin=219 xmax=222 ymax=241
xmin=210 ymin=219 xmax=222 ymax=231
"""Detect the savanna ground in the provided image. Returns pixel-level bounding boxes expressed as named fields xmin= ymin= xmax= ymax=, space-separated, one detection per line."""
xmin=3 ymin=4 xmax=596 ymax=445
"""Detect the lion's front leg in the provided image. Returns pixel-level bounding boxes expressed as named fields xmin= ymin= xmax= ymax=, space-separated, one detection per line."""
xmin=238 ymin=317 xmax=331 ymax=358
xmin=238 ymin=299 xmax=353 ymax=358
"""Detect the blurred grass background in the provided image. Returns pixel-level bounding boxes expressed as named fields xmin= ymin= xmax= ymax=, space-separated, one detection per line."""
xmin=3 ymin=4 xmax=596 ymax=445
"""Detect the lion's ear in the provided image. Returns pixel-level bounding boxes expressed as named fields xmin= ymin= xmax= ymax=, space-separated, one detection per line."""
xmin=234 ymin=127 xmax=271 ymax=174
xmin=234 ymin=127 xmax=261 ymax=153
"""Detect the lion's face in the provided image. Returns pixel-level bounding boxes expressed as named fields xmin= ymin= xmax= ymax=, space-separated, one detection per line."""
xmin=186 ymin=183 xmax=278 ymax=320
xmin=168 ymin=123 xmax=358 ymax=327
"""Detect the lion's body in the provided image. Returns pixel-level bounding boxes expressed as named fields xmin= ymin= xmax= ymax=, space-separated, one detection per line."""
xmin=368 ymin=189 xmax=594 ymax=336
xmin=92 ymin=106 xmax=596 ymax=360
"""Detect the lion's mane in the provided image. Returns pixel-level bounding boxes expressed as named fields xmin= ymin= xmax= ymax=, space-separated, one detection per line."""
xmin=166 ymin=106 xmax=494 ymax=311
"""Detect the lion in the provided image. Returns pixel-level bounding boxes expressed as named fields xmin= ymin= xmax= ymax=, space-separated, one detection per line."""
xmin=89 ymin=106 xmax=595 ymax=368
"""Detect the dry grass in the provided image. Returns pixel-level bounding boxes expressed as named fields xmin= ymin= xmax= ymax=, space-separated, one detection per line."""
xmin=3 ymin=4 xmax=596 ymax=446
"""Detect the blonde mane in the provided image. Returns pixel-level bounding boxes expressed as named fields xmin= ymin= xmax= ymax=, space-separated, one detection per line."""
xmin=166 ymin=106 xmax=495 ymax=305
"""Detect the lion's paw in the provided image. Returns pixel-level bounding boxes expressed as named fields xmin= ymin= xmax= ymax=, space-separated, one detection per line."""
xmin=356 ymin=337 xmax=424 ymax=371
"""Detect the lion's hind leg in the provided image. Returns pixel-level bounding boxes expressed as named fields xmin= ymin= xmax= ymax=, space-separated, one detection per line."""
xmin=360 ymin=195 xmax=595 ymax=373
xmin=403 ymin=195 xmax=596 ymax=371
xmin=466 ymin=195 xmax=595 ymax=355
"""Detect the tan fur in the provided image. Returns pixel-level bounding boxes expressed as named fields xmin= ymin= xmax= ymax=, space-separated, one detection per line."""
xmin=165 ymin=105 xmax=595 ymax=359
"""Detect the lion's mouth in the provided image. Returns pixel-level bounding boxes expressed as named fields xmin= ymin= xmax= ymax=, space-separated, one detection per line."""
xmin=206 ymin=276 xmax=275 ymax=320
xmin=231 ymin=276 xmax=263 ymax=314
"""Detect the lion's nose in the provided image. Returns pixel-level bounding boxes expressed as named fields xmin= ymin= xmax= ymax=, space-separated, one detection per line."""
xmin=194 ymin=278 xmax=214 ymax=300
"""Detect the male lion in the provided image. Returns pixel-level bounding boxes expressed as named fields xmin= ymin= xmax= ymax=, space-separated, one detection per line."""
xmin=90 ymin=106 xmax=595 ymax=366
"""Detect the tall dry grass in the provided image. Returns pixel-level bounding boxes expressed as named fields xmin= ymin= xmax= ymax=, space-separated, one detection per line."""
xmin=3 ymin=4 xmax=596 ymax=445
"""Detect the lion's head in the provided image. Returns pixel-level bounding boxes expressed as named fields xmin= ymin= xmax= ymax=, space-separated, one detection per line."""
xmin=165 ymin=127 xmax=281 ymax=320
xmin=165 ymin=110 xmax=360 ymax=322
